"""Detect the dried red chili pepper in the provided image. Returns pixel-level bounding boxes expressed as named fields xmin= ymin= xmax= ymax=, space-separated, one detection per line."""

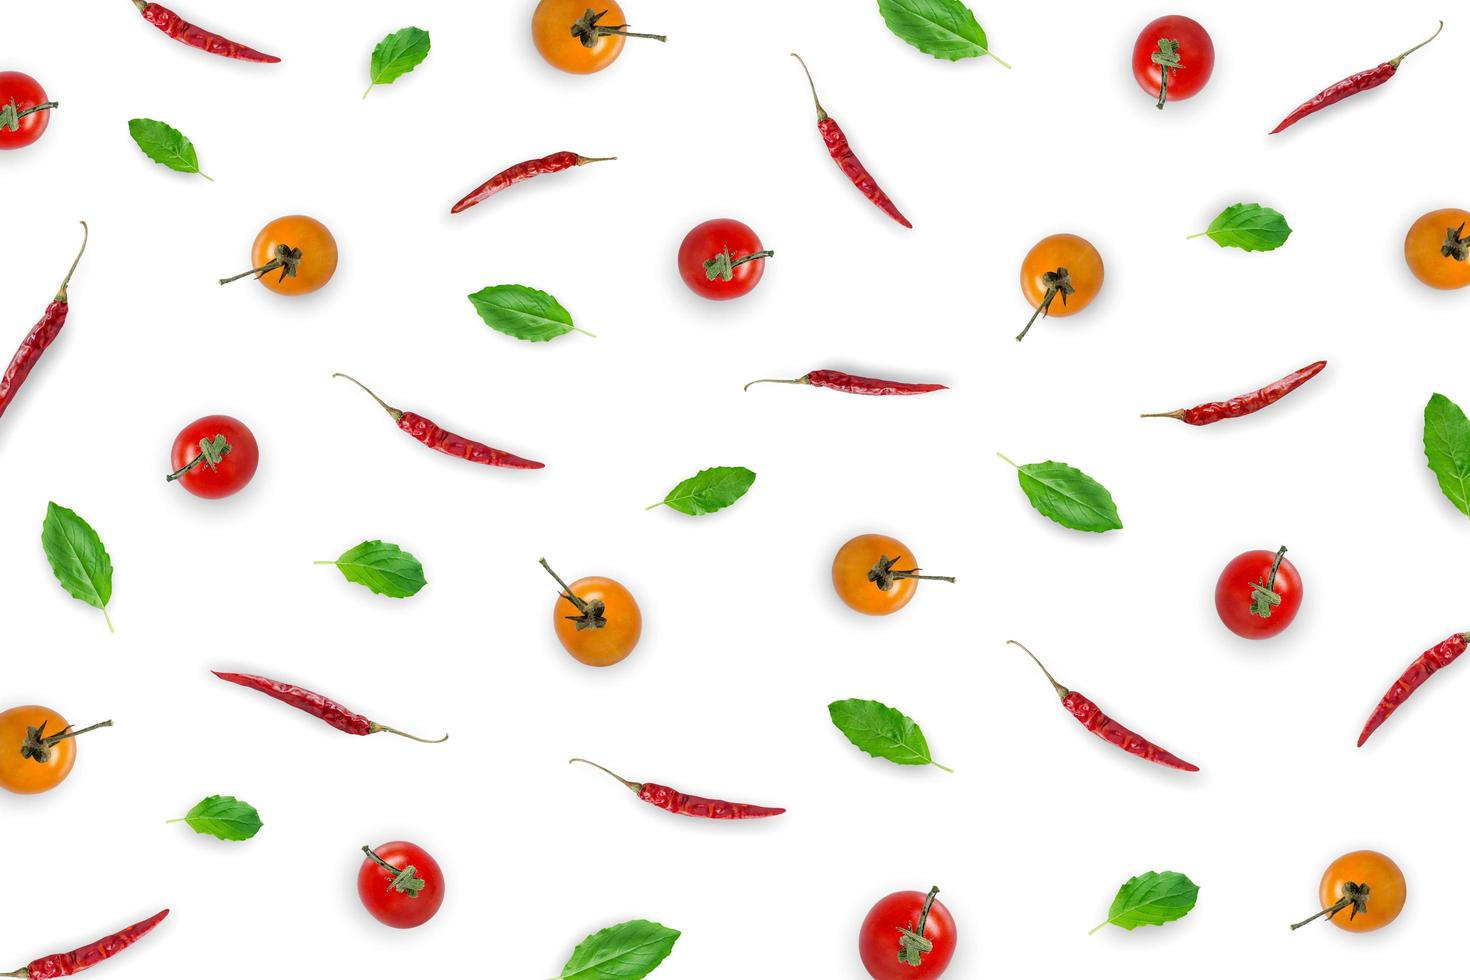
xmin=3 ymin=909 xmax=168 ymax=979
xmin=570 ymin=758 xmax=785 ymax=819
xmin=212 ymin=670 xmax=447 ymax=743
xmin=0 ymin=223 xmax=87 ymax=425
xmin=333 ymin=373 xmax=544 ymax=470
xmin=1269 ymin=21 xmax=1441 ymax=134
xmin=128 ymin=0 xmax=280 ymax=63
xmin=450 ymin=152 xmax=615 ymax=214
xmin=1356 ymin=631 xmax=1470 ymax=746
xmin=1009 ymin=641 xmax=1198 ymax=772
xmin=743 ymin=370 xmax=946 ymax=396
xmin=1142 ymin=360 xmax=1326 ymax=425
xmin=791 ymin=53 xmax=910 ymax=229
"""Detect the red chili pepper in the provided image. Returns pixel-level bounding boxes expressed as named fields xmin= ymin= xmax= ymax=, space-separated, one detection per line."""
xmin=1269 ymin=21 xmax=1441 ymax=134
xmin=1356 ymin=631 xmax=1470 ymax=746
xmin=570 ymin=758 xmax=786 ymax=819
xmin=743 ymin=369 xmax=946 ymax=396
xmin=212 ymin=670 xmax=448 ymax=743
xmin=1142 ymin=360 xmax=1326 ymax=425
xmin=333 ymin=373 xmax=544 ymax=470
xmin=791 ymin=54 xmax=910 ymax=229
xmin=0 ymin=223 xmax=87 ymax=426
xmin=129 ymin=0 xmax=279 ymax=63
xmin=1009 ymin=641 xmax=1198 ymax=772
xmin=3 ymin=909 xmax=168 ymax=979
xmin=450 ymin=152 xmax=615 ymax=214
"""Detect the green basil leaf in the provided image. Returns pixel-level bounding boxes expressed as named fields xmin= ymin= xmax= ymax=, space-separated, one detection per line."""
xmin=317 ymin=540 xmax=426 ymax=598
xmin=828 ymin=698 xmax=951 ymax=771
xmin=41 ymin=502 xmax=115 ymax=632
xmin=365 ymin=27 xmax=431 ymax=97
xmin=467 ymin=284 xmax=593 ymax=343
xmin=1190 ymin=203 xmax=1292 ymax=252
xmin=560 ymin=919 xmax=680 ymax=980
xmin=127 ymin=118 xmax=211 ymax=181
xmin=1424 ymin=392 xmax=1470 ymax=519
xmin=999 ymin=454 xmax=1122 ymax=533
xmin=648 ymin=466 xmax=756 ymax=516
xmin=1090 ymin=871 xmax=1199 ymax=934
xmin=169 ymin=795 xmax=263 ymax=842
xmin=876 ymin=0 xmax=1009 ymax=66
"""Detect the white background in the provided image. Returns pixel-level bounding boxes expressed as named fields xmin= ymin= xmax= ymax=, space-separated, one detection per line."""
xmin=3 ymin=1 xmax=1468 ymax=976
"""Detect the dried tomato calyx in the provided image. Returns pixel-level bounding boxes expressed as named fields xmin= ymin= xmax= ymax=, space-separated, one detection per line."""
xmin=1150 ymin=38 xmax=1183 ymax=109
xmin=1249 ymin=546 xmax=1288 ymax=619
xmin=867 ymin=555 xmax=956 ymax=592
xmin=1016 ymin=268 xmax=1074 ymax=342
xmin=166 ymin=434 xmax=232 ymax=483
xmin=19 ymin=719 xmax=113 ymax=764
xmin=570 ymin=8 xmax=667 ymax=47
xmin=896 ymin=886 xmax=941 ymax=966
xmin=218 ymin=243 xmax=302 ymax=286
xmin=0 ymin=97 xmax=58 ymax=131
xmin=703 ymin=247 xmax=776 ymax=282
xmin=362 ymin=846 xmax=426 ymax=898
xmin=1442 ymin=222 xmax=1469 ymax=262
xmin=539 ymin=558 xmax=608 ymax=630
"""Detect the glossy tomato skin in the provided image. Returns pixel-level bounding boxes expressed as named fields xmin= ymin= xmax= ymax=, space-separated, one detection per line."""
xmin=859 ymin=890 xmax=956 ymax=980
xmin=169 ymin=414 xmax=260 ymax=499
xmin=0 ymin=71 xmax=51 ymax=150
xmin=1020 ymin=234 xmax=1103 ymax=317
xmin=533 ymin=0 xmax=625 ymax=74
xmin=833 ymin=534 xmax=917 ymax=616
xmin=1214 ymin=548 xmax=1302 ymax=639
xmin=554 ymin=576 xmax=642 ymax=666
xmin=1131 ymin=16 xmax=1215 ymax=104
xmin=358 ymin=841 xmax=445 ymax=929
xmin=678 ymin=218 xmax=767 ymax=301
xmin=1404 ymin=208 xmax=1470 ymax=290
xmin=1319 ymin=851 xmax=1406 ymax=932
xmin=0 ymin=706 xmax=76 ymax=795
xmin=252 ymin=215 xmax=338 ymax=295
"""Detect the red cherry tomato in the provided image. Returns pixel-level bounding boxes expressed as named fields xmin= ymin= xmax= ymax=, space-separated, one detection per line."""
xmin=858 ymin=887 xmax=956 ymax=980
xmin=167 ymin=415 xmax=260 ymax=499
xmin=677 ymin=218 xmax=771 ymax=301
xmin=357 ymin=841 xmax=445 ymax=929
xmin=0 ymin=71 xmax=54 ymax=150
xmin=1215 ymin=546 xmax=1302 ymax=639
xmin=1131 ymin=15 xmax=1214 ymax=109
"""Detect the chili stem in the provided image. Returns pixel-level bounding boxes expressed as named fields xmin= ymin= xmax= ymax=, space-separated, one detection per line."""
xmin=743 ymin=377 xmax=806 ymax=391
xmin=1389 ymin=20 xmax=1443 ymax=67
xmin=368 ymin=722 xmax=448 ymax=744
xmin=1289 ymin=896 xmax=1352 ymax=931
xmin=576 ymin=155 xmax=618 ymax=164
xmin=3 ymin=969 xmax=27 ymax=978
xmin=789 ymin=53 xmax=829 ymax=120
xmin=569 ymin=757 xmax=642 ymax=792
xmin=1016 ymin=286 xmax=1056 ymax=342
xmin=1007 ymin=640 xmax=1070 ymax=699
xmin=55 ymin=221 xmax=89 ymax=303
xmin=332 ymin=373 xmax=404 ymax=420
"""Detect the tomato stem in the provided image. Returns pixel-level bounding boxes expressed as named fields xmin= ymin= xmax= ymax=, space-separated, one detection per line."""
xmin=332 ymin=373 xmax=404 ymax=421
xmin=1150 ymin=38 xmax=1183 ymax=109
xmin=1008 ymin=640 xmax=1070 ymax=700
xmin=1389 ymin=20 xmax=1443 ymax=68
xmin=219 ymin=243 xmax=301 ymax=286
xmin=55 ymin=221 xmax=88 ymax=303
xmin=1 ymin=98 xmax=59 ymax=130
xmin=165 ymin=434 xmax=231 ymax=483
xmin=20 ymin=718 xmax=113 ymax=764
xmin=1290 ymin=881 xmax=1369 ymax=930
xmin=572 ymin=8 xmax=666 ymax=46
xmin=897 ymin=886 xmax=941 ymax=965
xmin=1016 ymin=269 xmax=1072 ymax=341
xmin=539 ymin=558 xmax=607 ymax=630
xmin=367 ymin=722 xmax=448 ymax=744
xmin=361 ymin=845 xmax=426 ymax=898
xmin=1249 ymin=546 xmax=1288 ymax=619
xmin=569 ymin=757 xmax=644 ymax=793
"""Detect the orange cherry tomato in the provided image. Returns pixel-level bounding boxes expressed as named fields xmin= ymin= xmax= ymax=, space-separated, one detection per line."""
xmin=220 ymin=214 xmax=338 ymax=295
xmin=1404 ymin=208 xmax=1470 ymax=290
xmin=531 ymin=0 xmax=665 ymax=75
xmin=0 ymin=706 xmax=110 ymax=795
xmin=542 ymin=559 xmax=642 ymax=666
xmin=831 ymin=534 xmax=954 ymax=616
xmin=1291 ymin=850 xmax=1406 ymax=933
xmin=1017 ymin=233 xmax=1104 ymax=341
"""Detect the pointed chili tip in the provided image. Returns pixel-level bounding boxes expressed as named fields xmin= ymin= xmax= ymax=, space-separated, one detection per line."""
xmin=1356 ymin=730 xmax=1370 ymax=748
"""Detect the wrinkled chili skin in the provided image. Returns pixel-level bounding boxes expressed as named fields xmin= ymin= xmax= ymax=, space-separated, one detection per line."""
xmin=1270 ymin=65 xmax=1394 ymax=134
xmin=451 ymin=151 xmax=581 ymax=214
xmin=817 ymin=117 xmax=911 ymax=229
xmin=807 ymin=370 xmax=945 ymax=396
xmin=212 ymin=671 xmax=372 ymax=735
xmin=1061 ymin=691 xmax=1199 ymax=772
xmin=1177 ymin=360 xmax=1326 ymax=425
xmin=136 ymin=2 xmax=280 ymax=63
xmin=0 ymin=301 xmax=67 ymax=422
xmin=639 ymin=782 xmax=786 ymax=819
xmin=397 ymin=411 xmax=545 ymax=469
xmin=1357 ymin=632 xmax=1469 ymax=746
xmin=22 ymin=910 xmax=169 ymax=979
